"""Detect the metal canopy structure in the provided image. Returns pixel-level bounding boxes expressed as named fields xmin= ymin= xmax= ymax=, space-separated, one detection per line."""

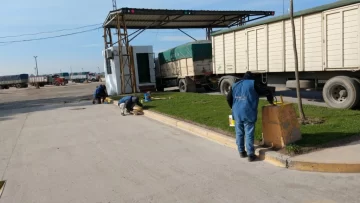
xmin=102 ymin=8 xmax=275 ymax=94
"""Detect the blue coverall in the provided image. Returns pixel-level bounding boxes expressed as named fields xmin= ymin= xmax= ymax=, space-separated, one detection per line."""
xmin=227 ymin=72 xmax=273 ymax=157
xmin=93 ymin=85 xmax=107 ymax=104
xmin=118 ymin=96 xmax=143 ymax=113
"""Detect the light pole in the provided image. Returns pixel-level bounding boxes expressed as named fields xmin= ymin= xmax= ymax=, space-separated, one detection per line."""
xmin=97 ymin=67 xmax=100 ymax=73
xmin=33 ymin=56 xmax=38 ymax=76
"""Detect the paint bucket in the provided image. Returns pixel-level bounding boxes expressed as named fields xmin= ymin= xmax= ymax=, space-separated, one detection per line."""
xmin=229 ymin=115 xmax=235 ymax=127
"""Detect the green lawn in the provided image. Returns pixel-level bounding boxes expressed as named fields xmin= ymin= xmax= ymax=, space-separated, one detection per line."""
xmin=112 ymin=92 xmax=360 ymax=153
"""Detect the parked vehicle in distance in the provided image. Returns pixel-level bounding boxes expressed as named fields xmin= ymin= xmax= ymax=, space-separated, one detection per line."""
xmin=0 ymin=74 xmax=29 ymax=89
xmin=70 ymin=72 xmax=89 ymax=83
xmin=53 ymin=72 xmax=70 ymax=81
xmin=70 ymin=72 xmax=101 ymax=83
xmin=29 ymin=75 xmax=67 ymax=87
xmin=88 ymin=73 xmax=101 ymax=82
xmin=155 ymin=40 xmax=215 ymax=92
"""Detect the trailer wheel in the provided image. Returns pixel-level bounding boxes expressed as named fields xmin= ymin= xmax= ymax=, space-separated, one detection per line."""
xmin=4 ymin=86 xmax=9 ymax=89
xmin=323 ymin=76 xmax=360 ymax=109
xmin=179 ymin=79 xmax=187 ymax=92
xmin=0 ymin=86 xmax=3 ymax=90
xmin=353 ymin=78 xmax=360 ymax=108
xmin=16 ymin=84 xmax=22 ymax=88
xmin=220 ymin=78 xmax=234 ymax=95
xmin=179 ymin=78 xmax=196 ymax=93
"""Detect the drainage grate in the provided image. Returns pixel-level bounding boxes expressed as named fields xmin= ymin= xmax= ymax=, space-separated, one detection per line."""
xmin=0 ymin=180 xmax=6 ymax=198
xmin=69 ymin=108 xmax=86 ymax=111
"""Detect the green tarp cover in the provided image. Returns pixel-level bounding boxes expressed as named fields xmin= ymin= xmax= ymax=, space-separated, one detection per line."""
xmin=158 ymin=40 xmax=212 ymax=65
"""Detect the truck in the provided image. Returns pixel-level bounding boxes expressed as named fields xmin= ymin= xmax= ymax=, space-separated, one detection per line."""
xmin=88 ymin=73 xmax=101 ymax=82
xmin=53 ymin=72 xmax=70 ymax=81
xmin=70 ymin=72 xmax=88 ymax=83
xmin=155 ymin=40 xmax=217 ymax=92
xmin=156 ymin=0 xmax=360 ymax=109
xmin=0 ymin=74 xmax=29 ymax=89
xmin=29 ymin=75 xmax=67 ymax=87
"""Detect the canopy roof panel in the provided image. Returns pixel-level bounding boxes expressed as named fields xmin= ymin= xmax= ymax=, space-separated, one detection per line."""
xmin=103 ymin=8 xmax=275 ymax=29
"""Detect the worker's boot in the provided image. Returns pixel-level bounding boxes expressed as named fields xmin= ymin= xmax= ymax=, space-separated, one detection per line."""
xmin=248 ymin=155 xmax=257 ymax=162
xmin=239 ymin=151 xmax=247 ymax=158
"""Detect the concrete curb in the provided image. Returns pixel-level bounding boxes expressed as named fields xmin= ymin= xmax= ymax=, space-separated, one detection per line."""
xmin=111 ymin=100 xmax=360 ymax=173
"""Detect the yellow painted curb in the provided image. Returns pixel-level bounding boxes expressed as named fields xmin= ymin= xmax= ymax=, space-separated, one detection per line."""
xmin=288 ymin=161 xmax=360 ymax=173
xmin=110 ymin=100 xmax=360 ymax=173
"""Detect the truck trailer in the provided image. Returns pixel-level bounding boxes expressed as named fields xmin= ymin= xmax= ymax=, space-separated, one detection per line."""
xmin=0 ymin=74 xmax=29 ymax=89
xmin=70 ymin=72 xmax=89 ymax=83
xmin=155 ymin=40 xmax=216 ymax=92
xmin=155 ymin=0 xmax=360 ymax=109
xmin=29 ymin=75 xmax=67 ymax=87
xmin=210 ymin=0 xmax=360 ymax=109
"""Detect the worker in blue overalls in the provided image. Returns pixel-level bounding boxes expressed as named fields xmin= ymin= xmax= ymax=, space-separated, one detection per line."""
xmin=118 ymin=96 xmax=143 ymax=116
xmin=227 ymin=71 xmax=274 ymax=162
xmin=92 ymin=84 xmax=108 ymax=104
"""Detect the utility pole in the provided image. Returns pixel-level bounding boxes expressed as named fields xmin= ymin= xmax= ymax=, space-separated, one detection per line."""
xmin=283 ymin=0 xmax=285 ymax=15
xmin=290 ymin=0 xmax=306 ymax=122
xmin=112 ymin=0 xmax=117 ymax=10
xmin=97 ymin=67 xmax=100 ymax=73
xmin=33 ymin=56 xmax=38 ymax=76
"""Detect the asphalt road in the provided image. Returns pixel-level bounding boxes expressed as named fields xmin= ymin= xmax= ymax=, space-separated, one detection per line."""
xmin=0 ymin=82 xmax=100 ymax=110
xmin=0 ymin=84 xmax=359 ymax=202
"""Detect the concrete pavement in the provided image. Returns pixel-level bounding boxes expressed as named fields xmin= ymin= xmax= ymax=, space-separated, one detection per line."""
xmin=1 ymin=103 xmax=360 ymax=202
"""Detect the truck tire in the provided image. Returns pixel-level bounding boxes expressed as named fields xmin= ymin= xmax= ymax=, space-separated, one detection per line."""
xmin=179 ymin=78 xmax=196 ymax=93
xmin=322 ymin=76 xmax=360 ymax=109
xmin=286 ymin=80 xmax=315 ymax=89
xmin=4 ymin=86 xmax=9 ymax=89
xmin=16 ymin=84 xmax=22 ymax=88
xmin=220 ymin=78 xmax=234 ymax=95
xmin=0 ymin=86 xmax=3 ymax=90
xmin=353 ymin=78 xmax=360 ymax=108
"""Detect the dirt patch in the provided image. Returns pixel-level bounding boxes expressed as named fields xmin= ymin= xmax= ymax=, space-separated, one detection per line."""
xmin=299 ymin=117 xmax=325 ymax=125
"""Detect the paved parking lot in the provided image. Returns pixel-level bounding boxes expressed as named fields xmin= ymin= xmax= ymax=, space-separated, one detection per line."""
xmin=0 ymin=82 xmax=101 ymax=110
xmin=1 ymin=100 xmax=359 ymax=203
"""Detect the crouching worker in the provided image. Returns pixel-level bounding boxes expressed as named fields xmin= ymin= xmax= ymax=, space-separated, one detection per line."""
xmin=227 ymin=71 xmax=274 ymax=162
xmin=93 ymin=84 xmax=108 ymax=104
xmin=118 ymin=96 xmax=143 ymax=116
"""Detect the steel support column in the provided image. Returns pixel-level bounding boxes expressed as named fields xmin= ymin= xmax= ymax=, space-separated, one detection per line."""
xmin=115 ymin=13 xmax=137 ymax=94
xmin=206 ymin=28 xmax=213 ymax=40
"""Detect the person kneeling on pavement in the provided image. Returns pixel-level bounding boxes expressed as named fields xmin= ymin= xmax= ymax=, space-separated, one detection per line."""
xmin=93 ymin=84 xmax=108 ymax=104
xmin=118 ymin=96 xmax=143 ymax=116
xmin=226 ymin=71 xmax=274 ymax=162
